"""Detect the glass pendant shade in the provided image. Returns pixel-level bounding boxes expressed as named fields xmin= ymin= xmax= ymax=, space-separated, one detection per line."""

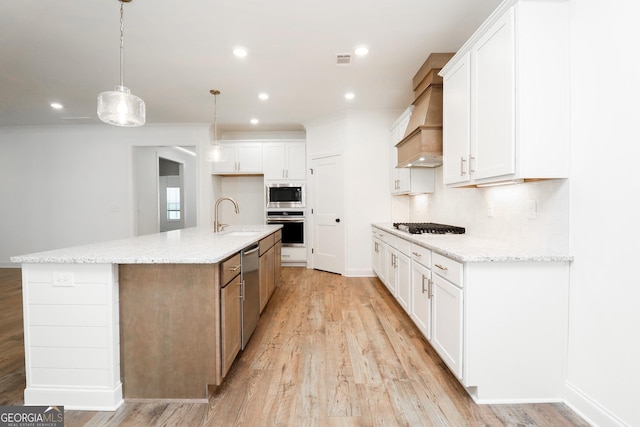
xmin=206 ymin=143 xmax=226 ymax=162
xmin=97 ymin=85 xmax=145 ymax=127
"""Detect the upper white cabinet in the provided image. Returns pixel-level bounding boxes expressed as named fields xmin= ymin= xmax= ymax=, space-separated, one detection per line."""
xmin=440 ymin=0 xmax=569 ymax=186
xmin=264 ymin=142 xmax=306 ymax=180
xmin=212 ymin=142 xmax=263 ymax=175
xmin=390 ymin=108 xmax=435 ymax=194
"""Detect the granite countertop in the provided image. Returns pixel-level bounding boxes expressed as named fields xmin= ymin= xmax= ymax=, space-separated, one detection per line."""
xmin=372 ymin=223 xmax=573 ymax=263
xmin=10 ymin=225 xmax=282 ymax=264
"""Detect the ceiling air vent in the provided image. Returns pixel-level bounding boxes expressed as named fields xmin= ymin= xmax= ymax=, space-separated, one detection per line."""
xmin=336 ymin=53 xmax=352 ymax=65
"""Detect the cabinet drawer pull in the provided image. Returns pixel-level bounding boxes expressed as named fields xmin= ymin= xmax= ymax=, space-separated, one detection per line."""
xmin=412 ymin=251 xmax=422 ymax=258
xmin=228 ymin=265 xmax=241 ymax=272
xmin=434 ymin=264 xmax=448 ymax=271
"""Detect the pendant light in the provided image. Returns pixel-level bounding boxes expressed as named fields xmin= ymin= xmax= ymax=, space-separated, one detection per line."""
xmin=97 ymin=0 xmax=145 ymax=127
xmin=206 ymin=90 xmax=225 ymax=162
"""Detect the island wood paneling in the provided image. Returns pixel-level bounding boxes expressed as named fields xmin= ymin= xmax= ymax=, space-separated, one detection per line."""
xmin=119 ymin=263 xmax=220 ymax=400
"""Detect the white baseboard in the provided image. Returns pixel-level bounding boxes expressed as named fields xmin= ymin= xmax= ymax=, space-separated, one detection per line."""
xmin=564 ymin=381 xmax=629 ymax=427
xmin=343 ymin=269 xmax=375 ymax=277
xmin=24 ymin=384 xmax=123 ymax=411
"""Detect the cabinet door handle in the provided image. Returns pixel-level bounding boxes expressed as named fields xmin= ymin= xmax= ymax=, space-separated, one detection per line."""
xmin=469 ymin=155 xmax=476 ymax=174
xmin=428 ymin=278 xmax=433 ymax=298
xmin=421 ymin=275 xmax=427 ymax=294
xmin=434 ymin=263 xmax=448 ymax=271
xmin=460 ymin=157 xmax=467 ymax=176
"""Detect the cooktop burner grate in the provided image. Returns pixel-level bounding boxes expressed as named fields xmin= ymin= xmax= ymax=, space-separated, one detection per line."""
xmin=393 ymin=222 xmax=465 ymax=235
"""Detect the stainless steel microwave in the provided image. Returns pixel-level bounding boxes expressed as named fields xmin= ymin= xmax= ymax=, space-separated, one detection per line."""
xmin=266 ymin=183 xmax=305 ymax=208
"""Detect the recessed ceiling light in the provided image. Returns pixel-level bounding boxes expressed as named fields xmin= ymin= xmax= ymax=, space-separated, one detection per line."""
xmin=258 ymin=93 xmax=269 ymax=100
xmin=250 ymin=118 xmax=259 ymax=125
xmin=233 ymin=47 xmax=248 ymax=57
xmin=50 ymin=102 xmax=63 ymax=109
xmin=344 ymin=92 xmax=355 ymax=100
xmin=354 ymin=45 xmax=369 ymax=56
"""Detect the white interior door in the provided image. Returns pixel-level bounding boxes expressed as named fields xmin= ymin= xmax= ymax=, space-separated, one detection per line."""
xmin=311 ymin=154 xmax=344 ymax=275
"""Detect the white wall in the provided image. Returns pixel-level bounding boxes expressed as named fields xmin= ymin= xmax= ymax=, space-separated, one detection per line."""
xmin=0 ymin=124 xmax=213 ymax=266
xmin=216 ymin=175 xmax=265 ymax=227
xmin=564 ymin=1 xmax=640 ymax=425
xmin=305 ymin=111 xmax=395 ymax=276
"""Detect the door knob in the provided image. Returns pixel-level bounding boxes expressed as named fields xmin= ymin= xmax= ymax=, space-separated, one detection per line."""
xmin=335 ymin=218 xmax=341 ymax=223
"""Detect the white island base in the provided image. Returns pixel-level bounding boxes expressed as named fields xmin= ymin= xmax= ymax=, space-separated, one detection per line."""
xmin=21 ymin=263 xmax=123 ymax=410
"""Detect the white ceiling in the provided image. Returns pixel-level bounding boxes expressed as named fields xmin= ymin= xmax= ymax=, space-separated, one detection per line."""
xmin=0 ymin=0 xmax=501 ymax=132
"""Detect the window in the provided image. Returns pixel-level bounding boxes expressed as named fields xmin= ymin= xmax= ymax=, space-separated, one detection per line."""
xmin=166 ymin=187 xmax=181 ymax=220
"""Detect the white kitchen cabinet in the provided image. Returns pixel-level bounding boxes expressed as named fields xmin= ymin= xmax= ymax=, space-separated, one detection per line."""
xmin=371 ymin=228 xmax=410 ymax=306
xmin=431 ymin=260 xmax=464 ymax=380
xmin=372 ymin=225 xmax=570 ymax=402
xmin=390 ymin=107 xmax=435 ymax=195
xmin=211 ymin=142 xmax=263 ymax=174
xmin=440 ymin=0 xmax=569 ymax=186
xmin=394 ymin=239 xmax=411 ymax=314
xmin=372 ymin=236 xmax=383 ymax=277
xmin=264 ymin=142 xmax=306 ymax=180
xmin=410 ymin=248 xmax=432 ymax=340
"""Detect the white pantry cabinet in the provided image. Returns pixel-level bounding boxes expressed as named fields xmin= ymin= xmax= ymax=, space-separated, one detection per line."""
xmin=390 ymin=108 xmax=435 ymax=195
xmin=212 ymin=142 xmax=263 ymax=175
xmin=263 ymin=142 xmax=306 ymax=180
xmin=440 ymin=0 xmax=569 ymax=186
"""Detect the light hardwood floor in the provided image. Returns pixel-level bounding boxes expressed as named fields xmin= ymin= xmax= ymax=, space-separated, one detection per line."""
xmin=1 ymin=267 xmax=589 ymax=426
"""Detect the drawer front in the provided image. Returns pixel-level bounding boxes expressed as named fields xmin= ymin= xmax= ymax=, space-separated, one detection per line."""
xmin=259 ymin=234 xmax=276 ymax=255
xmin=432 ymin=252 xmax=463 ymax=287
xmin=221 ymin=252 xmax=241 ymax=286
xmin=274 ymin=229 xmax=282 ymax=242
xmin=410 ymin=243 xmax=432 ymax=267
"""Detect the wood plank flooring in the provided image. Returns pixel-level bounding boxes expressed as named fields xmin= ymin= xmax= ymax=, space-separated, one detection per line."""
xmin=0 ymin=267 xmax=589 ymax=426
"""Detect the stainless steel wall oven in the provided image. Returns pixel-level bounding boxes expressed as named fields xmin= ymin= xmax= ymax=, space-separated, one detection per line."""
xmin=266 ymin=211 xmax=304 ymax=247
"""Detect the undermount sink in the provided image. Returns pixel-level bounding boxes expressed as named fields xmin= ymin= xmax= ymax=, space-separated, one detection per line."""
xmin=224 ymin=231 xmax=259 ymax=237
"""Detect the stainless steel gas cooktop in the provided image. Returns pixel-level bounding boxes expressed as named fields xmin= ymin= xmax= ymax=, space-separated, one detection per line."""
xmin=393 ymin=222 xmax=465 ymax=235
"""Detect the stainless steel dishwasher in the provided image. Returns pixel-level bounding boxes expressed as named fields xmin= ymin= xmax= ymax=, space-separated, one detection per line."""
xmin=241 ymin=243 xmax=260 ymax=349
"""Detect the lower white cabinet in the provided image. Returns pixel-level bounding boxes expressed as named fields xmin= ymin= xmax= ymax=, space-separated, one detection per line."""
xmin=372 ymin=225 xmax=570 ymax=403
xmin=395 ymin=251 xmax=411 ymax=314
xmin=410 ymin=258 xmax=432 ymax=340
xmin=431 ymin=273 xmax=463 ymax=379
xmin=372 ymin=228 xmax=411 ymax=314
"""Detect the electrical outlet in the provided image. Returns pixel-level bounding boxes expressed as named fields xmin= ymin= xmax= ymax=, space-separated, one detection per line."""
xmin=527 ymin=200 xmax=537 ymax=220
xmin=52 ymin=272 xmax=74 ymax=287
xmin=487 ymin=201 xmax=495 ymax=218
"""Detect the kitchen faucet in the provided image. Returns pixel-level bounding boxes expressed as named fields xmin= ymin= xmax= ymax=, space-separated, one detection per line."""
xmin=214 ymin=197 xmax=240 ymax=232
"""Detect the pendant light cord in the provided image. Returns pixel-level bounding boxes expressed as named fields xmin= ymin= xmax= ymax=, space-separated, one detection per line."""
xmin=119 ymin=1 xmax=125 ymax=88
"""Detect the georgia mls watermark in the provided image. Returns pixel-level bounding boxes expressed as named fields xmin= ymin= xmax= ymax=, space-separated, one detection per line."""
xmin=0 ymin=406 xmax=64 ymax=427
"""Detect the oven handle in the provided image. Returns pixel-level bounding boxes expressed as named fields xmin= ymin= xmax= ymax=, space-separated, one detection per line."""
xmin=267 ymin=218 xmax=304 ymax=223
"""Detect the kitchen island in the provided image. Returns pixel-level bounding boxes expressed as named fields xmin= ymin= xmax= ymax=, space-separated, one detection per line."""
xmin=11 ymin=225 xmax=282 ymax=410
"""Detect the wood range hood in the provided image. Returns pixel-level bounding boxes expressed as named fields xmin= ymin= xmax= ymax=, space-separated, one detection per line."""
xmin=395 ymin=52 xmax=454 ymax=168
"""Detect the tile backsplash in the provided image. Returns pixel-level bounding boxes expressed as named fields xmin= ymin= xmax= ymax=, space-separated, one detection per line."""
xmin=392 ymin=167 xmax=570 ymax=252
